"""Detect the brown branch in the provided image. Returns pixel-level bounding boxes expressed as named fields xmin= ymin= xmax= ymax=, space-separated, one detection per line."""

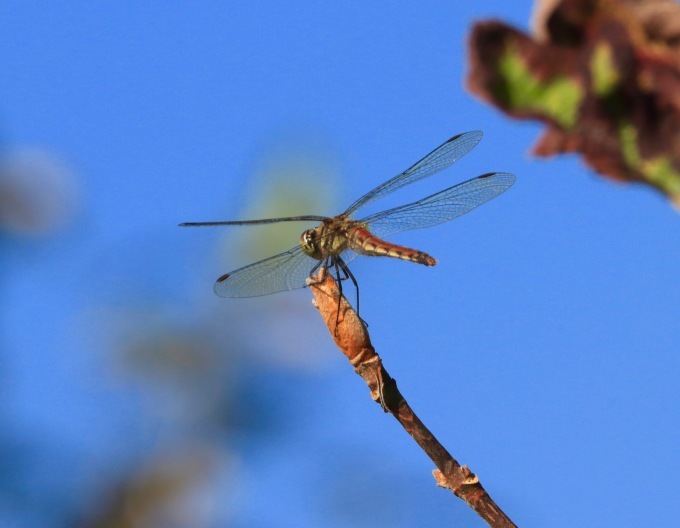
xmin=309 ymin=271 xmax=517 ymax=528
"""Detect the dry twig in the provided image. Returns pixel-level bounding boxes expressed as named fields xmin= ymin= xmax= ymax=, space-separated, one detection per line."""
xmin=308 ymin=271 xmax=517 ymax=528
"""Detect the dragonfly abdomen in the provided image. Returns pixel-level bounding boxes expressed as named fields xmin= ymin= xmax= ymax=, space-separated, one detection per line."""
xmin=349 ymin=227 xmax=437 ymax=266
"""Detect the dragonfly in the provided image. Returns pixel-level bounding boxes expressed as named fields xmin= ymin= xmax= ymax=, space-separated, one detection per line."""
xmin=180 ymin=131 xmax=515 ymax=313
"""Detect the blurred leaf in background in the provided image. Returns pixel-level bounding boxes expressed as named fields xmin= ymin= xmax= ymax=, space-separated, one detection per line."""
xmin=70 ymin=141 xmax=344 ymax=527
xmin=0 ymin=148 xmax=78 ymax=237
xmin=467 ymin=0 xmax=680 ymax=204
xmin=0 ymin=131 xmax=346 ymax=527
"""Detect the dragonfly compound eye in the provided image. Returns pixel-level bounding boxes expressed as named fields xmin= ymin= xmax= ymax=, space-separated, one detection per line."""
xmin=300 ymin=229 xmax=316 ymax=250
xmin=299 ymin=228 xmax=326 ymax=260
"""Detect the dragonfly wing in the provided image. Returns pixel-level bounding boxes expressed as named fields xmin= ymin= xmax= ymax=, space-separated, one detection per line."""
xmin=360 ymin=172 xmax=516 ymax=239
xmin=213 ymin=245 xmax=320 ymax=298
xmin=339 ymin=248 xmax=360 ymax=266
xmin=343 ymin=131 xmax=483 ymax=216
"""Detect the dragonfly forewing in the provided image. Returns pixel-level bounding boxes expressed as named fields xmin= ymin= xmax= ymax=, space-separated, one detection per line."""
xmin=343 ymin=130 xmax=483 ymax=216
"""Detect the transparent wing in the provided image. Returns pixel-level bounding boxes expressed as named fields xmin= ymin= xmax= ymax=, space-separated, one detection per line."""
xmin=360 ymin=172 xmax=516 ymax=239
xmin=343 ymin=131 xmax=483 ymax=216
xmin=213 ymin=245 xmax=320 ymax=298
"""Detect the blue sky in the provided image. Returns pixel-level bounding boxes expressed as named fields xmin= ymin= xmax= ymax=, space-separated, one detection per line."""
xmin=1 ymin=2 xmax=679 ymax=527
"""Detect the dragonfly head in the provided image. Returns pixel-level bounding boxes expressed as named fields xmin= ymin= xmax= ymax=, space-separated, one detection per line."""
xmin=300 ymin=228 xmax=323 ymax=260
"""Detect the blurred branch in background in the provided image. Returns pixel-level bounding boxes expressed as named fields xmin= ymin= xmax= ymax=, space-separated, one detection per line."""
xmin=467 ymin=0 xmax=680 ymax=205
xmin=80 ymin=446 xmax=226 ymax=528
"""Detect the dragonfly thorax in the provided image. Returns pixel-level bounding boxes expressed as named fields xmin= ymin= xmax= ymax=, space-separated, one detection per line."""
xmin=300 ymin=216 xmax=361 ymax=261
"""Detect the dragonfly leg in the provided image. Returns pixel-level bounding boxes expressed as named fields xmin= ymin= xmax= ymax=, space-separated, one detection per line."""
xmin=335 ymin=256 xmax=368 ymax=329
xmin=310 ymin=257 xmax=345 ymax=336
xmin=308 ymin=257 xmax=367 ymax=332
xmin=306 ymin=259 xmax=327 ymax=287
xmin=330 ymin=258 xmax=344 ymax=331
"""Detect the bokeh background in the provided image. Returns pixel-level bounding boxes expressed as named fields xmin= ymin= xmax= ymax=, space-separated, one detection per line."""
xmin=1 ymin=2 xmax=678 ymax=527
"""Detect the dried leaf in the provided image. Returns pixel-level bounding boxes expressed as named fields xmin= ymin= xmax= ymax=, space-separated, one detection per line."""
xmin=468 ymin=0 xmax=680 ymax=204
